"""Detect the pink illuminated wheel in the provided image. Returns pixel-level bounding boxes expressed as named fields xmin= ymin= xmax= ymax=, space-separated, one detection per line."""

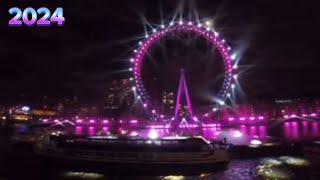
xmin=130 ymin=21 xmax=236 ymax=112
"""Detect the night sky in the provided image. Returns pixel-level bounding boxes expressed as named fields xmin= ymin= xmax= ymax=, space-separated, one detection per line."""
xmin=1 ymin=0 xmax=320 ymax=105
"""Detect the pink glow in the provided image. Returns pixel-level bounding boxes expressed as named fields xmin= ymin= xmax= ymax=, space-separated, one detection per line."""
xmin=130 ymin=131 xmax=138 ymax=136
xmin=310 ymin=113 xmax=317 ymax=117
xmin=229 ymin=117 xmax=235 ymax=121
xmin=239 ymin=117 xmax=245 ymax=121
xmin=132 ymin=23 xmax=234 ymax=115
xmin=89 ymin=120 xmax=95 ymax=123
xmin=284 ymin=115 xmax=289 ymax=118
xmin=284 ymin=122 xmax=290 ymax=139
xmin=54 ymin=119 xmax=59 ymax=123
xmin=312 ymin=122 xmax=319 ymax=137
xmin=119 ymin=120 xmax=123 ymax=123
xmin=302 ymin=121 xmax=309 ymax=137
xmin=143 ymin=103 xmax=147 ymax=107
xmin=259 ymin=126 xmax=267 ymax=140
xmin=130 ymin=120 xmax=138 ymax=124
xmin=102 ymin=127 xmax=108 ymax=130
xmin=258 ymin=116 xmax=264 ymax=120
xmin=249 ymin=117 xmax=255 ymax=120
xmin=42 ymin=119 xmax=48 ymax=123
xmin=75 ymin=126 xmax=83 ymax=135
xmin=233 ymin=130 xmax=242 ymax=137
xmin=290 ymin=114 xmax=297 ymax=118
xmin=302 ymin=114 xmax=308 ymax=117
xmin=102 ymin=120 xmax=108 ymax=123
xmin=292 ymin=122 xmax=299 ymax=139
xmin=76 ymin=119 xmax=83 ymax=123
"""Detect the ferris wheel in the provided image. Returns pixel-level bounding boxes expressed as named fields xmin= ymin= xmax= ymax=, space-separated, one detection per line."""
xmin=129 ymin=19 xmax=237 ymax=118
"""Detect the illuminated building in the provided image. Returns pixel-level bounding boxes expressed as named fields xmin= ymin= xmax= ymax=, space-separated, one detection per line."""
xmin=104 ymin=79 xmax=134 ymax=117
xmin=161 ymin=91 xmax=175 ymax=113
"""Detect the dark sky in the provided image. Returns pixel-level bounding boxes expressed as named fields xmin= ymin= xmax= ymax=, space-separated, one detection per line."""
xmin=1 ymin=0 xmax=320 ymax=105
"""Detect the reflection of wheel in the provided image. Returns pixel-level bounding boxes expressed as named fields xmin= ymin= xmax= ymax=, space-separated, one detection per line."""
xmin=130 ymin=20 xmax=236 ymax=114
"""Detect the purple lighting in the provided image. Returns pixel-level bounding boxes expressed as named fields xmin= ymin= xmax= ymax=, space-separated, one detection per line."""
xmin=310 ymin=113 xmax=317 ymax=117
xmin=130 ymin=120 xmax=138 ymax=124
xmin=89 ymin=120 xmax=95 ymax=123
xmin=102 ymin=120 xmax=108 ymax=124
xmin=229 ymin=117 xmax=235 ymax=121
xmin=76 ymin=119 xmax=83 ymax=123
xmin=249 ymin=117 xmax=255 ymax=120
xmin=258 ymin=116 xmax=264 ymax=120
xmin=131 ymin=22 xmax=235 ymax=115
xmin=174 ymin=69 xmax=193 ymax=120
xmin=239 ymin=117 xmax=245 ymax=121
xmin=290 ymin=114 xmax=297 ymax=118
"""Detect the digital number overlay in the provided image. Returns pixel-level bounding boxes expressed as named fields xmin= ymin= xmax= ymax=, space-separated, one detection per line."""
xmin=9 ymin=7 xmax=65 ymax=26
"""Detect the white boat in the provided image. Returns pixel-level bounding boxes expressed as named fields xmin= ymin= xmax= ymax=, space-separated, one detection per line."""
xmin=34 ymin=134 xmax=230 ymax=174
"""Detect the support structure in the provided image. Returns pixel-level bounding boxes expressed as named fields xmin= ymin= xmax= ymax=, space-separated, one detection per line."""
xmin=174 ymin=69 xmax=193 ymax=120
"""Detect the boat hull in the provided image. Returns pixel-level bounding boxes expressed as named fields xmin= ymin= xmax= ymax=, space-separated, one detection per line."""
xmin=35 ymin=148 xmax=229 ymax=175
xmin=39 ymin=154 xmax=229 ymax=175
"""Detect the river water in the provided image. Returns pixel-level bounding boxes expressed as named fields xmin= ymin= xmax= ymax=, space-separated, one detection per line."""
xmin=74 ymin=120 xmax=320 ymax=145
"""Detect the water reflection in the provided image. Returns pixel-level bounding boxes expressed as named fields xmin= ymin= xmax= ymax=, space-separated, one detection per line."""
xmin=60 ymin=156 xmax=311 ymax=179
xmin=74 ymin=120 xmax=320 ymax=145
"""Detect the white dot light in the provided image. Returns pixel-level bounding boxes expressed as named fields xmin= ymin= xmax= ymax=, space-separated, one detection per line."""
xmin=129 ymin=78 xmax=133 ymax=81
xmin=188 ymin=21 xmax=192 ymax=25
xmin=129 ymin=68 xmax=133 ymax=71
xmin=139 ymin=41 xmax=142 ymax=45
xmin=161 ymin=24 xmax=164 ymax=28
xmin=137 ymin=96 xmax=141 ymax=99
xmin=132 ymin=86 xmax=136 ymax=91
xmin=170 ymin=22 xmax=173 ymax=26
xmin=227 ymin=93 xmax=231 ymax=97
xmin=231 ymin=54 xmax=236 ymax=60
xmin=179 ymin=21 xmax=183 ymax=25
xmin=233 ymin=74 xmax=238 ymax=79
xmin=152 ymin=29 xmax=156 ymax=32
xmin=231 ymin=84 xmax=235 ymax=89
xmin=197 ymin=24 xmax=202 ymax=27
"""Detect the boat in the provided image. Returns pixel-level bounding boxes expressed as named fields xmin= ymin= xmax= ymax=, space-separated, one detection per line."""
xmin=34 ymin=133 xmax=230 ymax=174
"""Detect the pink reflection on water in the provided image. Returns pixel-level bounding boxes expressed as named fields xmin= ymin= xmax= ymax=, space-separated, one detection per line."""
xmin=88 ymin=127 xmax=95 ymax=136
xmin=292 ymin=121 xmax=299 ymax=139
xmin=249 ymin=126 xmax=257 ymax=138
xmin=302 ymin=121 xmax=309 ymax=137
xmin=259 ymin=126 xmax=267 ymax=140
xmin=75 ymin=126 xmax=83 ymax=135
xmin=240 ymin=125 xmax=247 ymax=135
xmin=312 ymin=122 xmax=319 ymax=137
xmin=284 ymin=122 xmax=290 ymax=139
xmin=102 ymin=127 xmax=108 ymax=134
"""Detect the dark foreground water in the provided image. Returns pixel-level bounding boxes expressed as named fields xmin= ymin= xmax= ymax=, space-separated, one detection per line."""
xmin=0 ymin=120 xmax=319 ymax=179
xmin=56 ymin=158 xmax=315 ymax=180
